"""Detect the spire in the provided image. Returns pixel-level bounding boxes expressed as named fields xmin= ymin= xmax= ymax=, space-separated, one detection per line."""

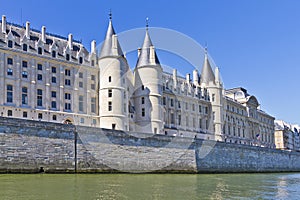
xmin=136 ymin=18 xmax=160 ymax=68
xmin=99 ymin=11 xmax=123 ymax=58
xmin=200 ymin=49 xmax=215 ymax=85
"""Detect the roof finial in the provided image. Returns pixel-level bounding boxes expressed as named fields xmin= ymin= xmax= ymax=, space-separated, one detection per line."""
xmin=146 ymin=17 xmax=149 ymax=30
xmin=109 ymin=9 xmax=112 ymax=21
xmin=204 ymin=42 xmax=208 ymax=55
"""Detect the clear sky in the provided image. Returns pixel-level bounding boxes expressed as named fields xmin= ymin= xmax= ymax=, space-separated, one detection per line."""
xmin=0 ymin=0 xmax=299 ymax=125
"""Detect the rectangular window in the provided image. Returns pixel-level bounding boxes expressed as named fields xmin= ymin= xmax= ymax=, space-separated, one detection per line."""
xmin=79 ymin=95 xmax=84 ymax=112
xmin=23 ymin=44 xmax=27 ymax=51
xmin=7 ymin=58 xmax=13 ymax=65
xmin=212 ymin=94 xmax=215 ymax=102
xmin=7 ymin=110 xmax=12 ymax=116
xmin=178 ymin=114 xmax=181 ymax=126
xmin=51 ymin=91 xmax=56 ymax=98
xmin=91 ymin=97 xmax=96 ymax=113
xmin=141 ymin=97 xmax=145 ymax=104
xmin=52 ymin=51 xmax=56 ymax=58
xmin=52 ymin=115 xmax=57 ymax=120
xmin=91 ymin=60 xmax=95 ymax=66
xmin=192 ymin=104 xmax=195 ymax=111
xmin=199 ymin=119 xmax=202 ymax=129
xmin=79 ymin=81 xmax=83 ymax=88
xmin=22 ymin=61 xmax=27 ymax=68
xmin=186 ymin=102 xmax=188 ymax=110
xmin=186 ymin=116 xmax=189 ymax=126
xmin=142 ymin=108 xmax=145 ymax=117
xmin=64 ymin=103 xmax=71 ymax=110
xmin=80 ymin=118 xmax=84 ymax=123
xmin=171 ymin=113 xmax=175 ymax=124
xmin=170 ymin=99 xmax=174 ymax=107
xmin=6 ymin=85 xmax=13 ymax=103
xmin=108 ymin=89 xmax=112 ymax=98
xmin=23 ymin=112 xmax=27 ymax=118
xmin=66 ymin=54 xmax=70 ymax=61
xmin=8 ymin=40 xmax=13 ymax=48
xmin=79 ymin=72 xmax=83 ymax=78
xmin=22 ymin=87 xmax=28 ymax=105
xmin=108 ymin=76 xmax=111 ymax=82
xmin=199 ymin=105 xmax=202 ymax=113
xmin=38 ymin=113 xmax=43 ymax=119
xmin=108 ymin=101 xmax=112 ymax=111
xmin=141 ymin=85 xmax=145 ymax=90
xmin=65 ymin=93 xmax=71 ymax=100
xmin=65 ymin=69 xmax=71 ymax=76
xmin=51 ymin=77 xmax=56 ymax=83
xmin=37 ymin=89 xmax=43 ymax=107
xmin=93 ymin=119 xmax=97 ymax=125
xmin=51 ymin=101 xmax=57 ymax=109
xmin=91 ymin=75 xmax=95 ymax=81
xmin=91 ymin=84 xmax=95 ymax=90
xmin=163 ymin=97 xmax=166 ymax=105
xmin=22 ymin=71 xmax=28 ymax=78
xmin=205 ymin=106 xmax=208 ymax=114
xmin=38 ymin=47 xmax=43 ymax=55
xmin=37 ymin=64 xmax=43 ymax=71
xmin=37 ymin=74 xmax=43 ymax=81
xmin=51 ymin=67 xmax=56 ymax=73
xmin=65 ymin=79 xmax=71 ymax=86
xmin=79 ymin=57 xmax=83 ymax=64
xmin=178 ymin=101 xmax=181 ymax=108
xmin=7 ymin=68 xmax=13 ymax=76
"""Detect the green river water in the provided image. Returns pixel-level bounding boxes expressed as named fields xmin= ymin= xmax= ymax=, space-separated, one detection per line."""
xmin=0 ymin=173 xmax=299 ymax=200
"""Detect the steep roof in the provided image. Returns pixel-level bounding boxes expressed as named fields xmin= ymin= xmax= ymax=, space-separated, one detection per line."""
xmin=200 ymin=52 xmax=215 ymax=84
xmin=136 ymin=29 xmax=160 ymax=68
xmin=99 ymin=19 xmax=123 ymax=58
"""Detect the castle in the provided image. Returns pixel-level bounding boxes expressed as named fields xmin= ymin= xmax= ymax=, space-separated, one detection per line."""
xmin=0 ymin=15 xmax=275 ymax=148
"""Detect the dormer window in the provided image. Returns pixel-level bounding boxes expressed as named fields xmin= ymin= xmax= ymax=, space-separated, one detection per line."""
xmin=79 ymin=57 xmax=83 ymax=64
xmin=66 ymin=54 xmax=70 ymax=61
xmin=52 ymin=51 xmax=56 ymax=58
xmin=38 ymin=47 xmax=42 ymax=55
xmin=23 ymin=44 xmax=27 ymax=51
xmin=8 ymin=40 xmax=13 ymax=48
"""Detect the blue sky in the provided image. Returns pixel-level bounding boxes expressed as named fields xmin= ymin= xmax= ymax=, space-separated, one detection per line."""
xmin=1 ymin=0 xmax=300 ymax=124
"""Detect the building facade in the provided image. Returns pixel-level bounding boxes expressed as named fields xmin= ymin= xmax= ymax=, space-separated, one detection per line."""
xmin=0 ymin=15 xmax=275 ymax=147
xmin=275 ymin=120 xmax=300 ymax=151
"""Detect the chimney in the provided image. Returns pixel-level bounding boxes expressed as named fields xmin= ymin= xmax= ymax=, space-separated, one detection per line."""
xmin=25 ymin=21 xmax=30 ymax=39
xmin=41 ymin=26 xmax=46 ymax=43
xmin=193 ymin=69 xmax=199 ymax=85
xmin=2 ymin=15 xmax=6 ymax=34
xmin=91 ymin=40 xmax=96 ymax=54
xmin=138 ymin=48 xmax=141 ymax=57
xmin=186 ymin=73 xmax=190 ymax=83
xmin=215 ymin=67 xmax=220 ymax=84
xmin=68 ymin=33 xmax=73 ymax=49
xmin=173 ymin=69 xmax=177 ymax=88
xmin=150 ymin=46 xmax=155 ymax=64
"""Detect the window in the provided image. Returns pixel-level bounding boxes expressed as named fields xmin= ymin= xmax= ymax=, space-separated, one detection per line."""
xmin=23 ymin=44 xmax=27 ymax=51
xmin=7 ymin=58 xmax=13 ymax=65
xmin=65 ymin=93 xmax=71 ymax=100
xmin=51 ymin=101 xmax=57 ymax=109
xmin=178 ymin=114 xmax=181 ymax=126
xmin=65 ymin=69 xmax=71 ymax=76
xmin=199 ymin=105 xmax=202 ymax=113
xmin=171 ymin=113 xmax=175 ymax=124
xmin=112 ymin=124 xmax=116 ymax=130
xmin=108 ymin=89 xmax=112 ymax=97
xmin=192 ymin=104 xmax=195 ymax=111
xmin=22 ymin=71 xmax=28 ymax=78
xmin=7 ymin=110 xmax=12 ymax=116
xmin=51 ymin=67 xmax=56 ymax=73
xmin=92 ymin=119 xmax=97 ymax=125
xmin=65 ymin=103 xmax=71 ymax=110
xmin=91 ymin=84 xmax=95 ymax=90
xmin=205 ymin=106 xmax=208 ymax=114
xmin=141 ymin=97 xmax=145 ymax=104
xmin=66 ymin=54 xmax=70 ymax=61
xmin=91 ymin=60 xmax=95 ymax=66
xmin=52 ymin=115 xmax=57 ymax=121
xmin=163 ymin=97 xmax=166 ymax=105
xmin=8 ymin=40 xmax=13 ymax=48
xmin=186 ymin=102 xmax=188 ymax=110
xmin=51 ymin=91 xmax=56 ymax=98
xmin=178 ymin=101 xmax=181 ymax=108
xmin=108 ymin=76 xmax=111 ymax=82
xmin=37 ymin=64 xmax=43 ymax=70
xmin=186 ymin=116 xmax=189 ymax=126
xmin=108 ymin=101 xmax=112 ymax=111
xmin=38 ymin=47 xmax=42 ymax=55
xmin=79 ymin=81 xmax=83 ymax=88
xmin=91 ymin=75 xmax=95 ymax=81
xmin=79 ymin=57 xmax=83 ymax=64
xmin=6 ymin=85 xmax=13 ymax=103
xmin=142 ymin=108 xmax=145 ymax=117
xmin=79 ymin=95 xmax=84 ymax=112
xmin=7 ymin=68 xmax=13 ymax=76
xmin=79 ymin=72 xmax=83 ymax=78
xmin=22 ymin=87 xmax=28 ymax=105
xmin=37 ymin=74 xmax=42 ymax=81
xmin=65 ymin=79 xmax=71 ymax=86
xmin=199 ymin=119 xmax=202 ymax=129
xmin=38 ymin=113 xmax=43 ymax=119
xmin=22 ymin=61 xmax=27 ymax=68
xmin=51 ymin=77 xmax=56 ymax=83
xmin=91 ymin=97 xmax=96 ymax=113
xmin=212 ymin=94 xmax=215 ymax=102
xmin=170 ymin=99 xmax=174 ymax=107
xmin=141 ymin=85 xmax=145 ymax=90
xmin=80 ymin=118 xmax=84 ymax=123
xmin=37 ymin=89 xmax=43 ymax=107
xmin=23 ymin=112 xmax=27 ymax=118
xmin=52 ymin=51 xmax=56 ymax=58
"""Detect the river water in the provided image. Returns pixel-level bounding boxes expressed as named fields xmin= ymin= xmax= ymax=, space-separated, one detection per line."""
xmin=0 ymin=173 xmax=299 ymax=200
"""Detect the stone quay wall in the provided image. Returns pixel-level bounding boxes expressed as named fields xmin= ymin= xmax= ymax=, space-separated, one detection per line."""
xmin=0 ymin=117 xmax=300 ymax=173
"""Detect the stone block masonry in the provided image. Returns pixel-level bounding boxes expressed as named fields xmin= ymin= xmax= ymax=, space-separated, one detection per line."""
xmin=0 ymin=117 xmax=300 ymax=173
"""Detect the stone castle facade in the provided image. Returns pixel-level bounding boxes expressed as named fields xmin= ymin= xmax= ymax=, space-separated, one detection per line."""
xmin=0 ymin=15 xmax=275 ymax=148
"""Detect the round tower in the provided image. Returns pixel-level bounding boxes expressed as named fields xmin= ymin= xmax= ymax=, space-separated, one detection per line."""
xmin=133 ymin=27 xmax=163 ymax=134
xmin=98 ymin=16 xmax=129 ymax=131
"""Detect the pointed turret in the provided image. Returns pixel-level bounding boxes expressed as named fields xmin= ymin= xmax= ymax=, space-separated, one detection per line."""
xmin=200 ymin=50 xmax=215 ymax=85
xmin=99 ymin=16 xmax=123 ymax=58
xmin=136 ymin=26 xmax=160 ymax=68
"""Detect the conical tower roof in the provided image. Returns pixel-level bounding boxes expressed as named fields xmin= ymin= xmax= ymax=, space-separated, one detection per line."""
xmin=136 ymin=28 xmax=160 ymax=68
xmin=99 ymin=18 xmax=123 ymax=58
xmin=200 ymin=52 xmax=215 ymax=85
